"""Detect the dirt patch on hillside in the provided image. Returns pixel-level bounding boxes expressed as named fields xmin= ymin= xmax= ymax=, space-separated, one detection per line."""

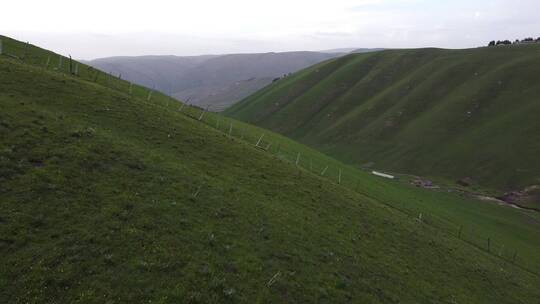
xmin=496 ymin=185 xmax=540 ymax=211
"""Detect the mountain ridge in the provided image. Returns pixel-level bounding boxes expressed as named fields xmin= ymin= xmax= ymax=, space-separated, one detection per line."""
xmin=226 ymin=45 xmax=540 ymax=194
xmin=86 ymin=51 xmax=345 ymax=109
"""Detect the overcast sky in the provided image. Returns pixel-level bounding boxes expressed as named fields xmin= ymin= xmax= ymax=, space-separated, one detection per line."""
xmin=2 ymin=0 xmax=539 ymax=59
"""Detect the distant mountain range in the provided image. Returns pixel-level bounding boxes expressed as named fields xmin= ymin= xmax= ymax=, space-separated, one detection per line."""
xmin=320 ymin=48 xmax=386 ymax=54
xmin=85 ymin=49 xmax=382 ymax=111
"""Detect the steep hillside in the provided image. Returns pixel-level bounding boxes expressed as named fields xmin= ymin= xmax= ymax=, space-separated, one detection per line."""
xmin=226 ymin=46 xmax=540 ymax=193
xmin=1 ymin=36 xmax=540 ymax=303
xmin=87 ymin=51 xmax=341 ymax=110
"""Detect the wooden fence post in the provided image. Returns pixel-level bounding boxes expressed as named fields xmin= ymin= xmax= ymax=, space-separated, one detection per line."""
xmin=22 ymin=41 xmax=29 ymax=60
xmin=179 ymin=103 xmax=185 ymax=112
xmin=295 ymin=153 xmax=300 ymax=166
xmin=228 ymin=122 xmax=233 ymax=136
xmin=198 ymin=106 xmax=209 ymax=121
xmin=256 ymin=134 xmax=265 ymax=147
xmin=69 ymin=55 xmax=73 ymax=74
xmin=147 ymin=90 xmax=153 ymax=102
xmin=321 ymin=166 xmax=328 ymax=176
xmin=193 ymin=186 xmax=202 ymax=198
xmin=58 ymin=55 xmax=63 ymax=70
xmin=338 ymin=169 xmax=342 ymax=184
xmin=45 ymin=56 xmax=50 ymax=69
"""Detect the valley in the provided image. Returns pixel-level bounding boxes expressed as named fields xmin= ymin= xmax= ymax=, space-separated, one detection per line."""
xmin=1 ymin=35 xmax=539 ymax=303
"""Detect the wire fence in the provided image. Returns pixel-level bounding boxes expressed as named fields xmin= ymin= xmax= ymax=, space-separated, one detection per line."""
xmin=190 ymin=109 xmax=539 ymax=276
xmin=1 ymin=37 xmax=539 ymax=276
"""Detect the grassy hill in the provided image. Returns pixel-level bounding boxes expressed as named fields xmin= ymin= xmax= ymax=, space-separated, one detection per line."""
xmin=226 ymin=46 xmax=540 ymax=194
xmin=1 ymin=36 xmax=540 ymax=303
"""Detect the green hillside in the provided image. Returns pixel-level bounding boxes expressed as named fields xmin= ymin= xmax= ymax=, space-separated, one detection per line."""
xmin=226 ymin=46 xmax=540 ymax=193
xmin=1 ymin=36 xmax=540 ymax=303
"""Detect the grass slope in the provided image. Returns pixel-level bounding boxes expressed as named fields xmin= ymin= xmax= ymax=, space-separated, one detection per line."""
xmin=1 ymin=37 xmax=540 ymax=303
xmin=207 ymin=115 xmax=540 ymax=273
xmin=226 ymin=46 xmax=540 ymax=193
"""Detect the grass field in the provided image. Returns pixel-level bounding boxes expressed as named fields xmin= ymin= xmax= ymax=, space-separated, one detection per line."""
xmin=1 ymin=36 xmax=540 ymax=303
xmin=226 ymin=46 xmax=540 ymax=195
xmin=200 ymin=113 xmax=540 ymax=274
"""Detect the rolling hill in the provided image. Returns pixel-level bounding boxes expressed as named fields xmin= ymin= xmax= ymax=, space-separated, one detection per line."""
xmin=1 ymin=36 xmax=540 ymax=303
xmin=86 ymin=51 xmax=343 ymax=110
xmin=226 ymin=46 xmax=540 ymax=195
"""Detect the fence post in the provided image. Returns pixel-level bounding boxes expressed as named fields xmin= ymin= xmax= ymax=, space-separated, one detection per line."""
xmin=321 ymin=166 xmax=328 ymax=176
xmin=256 ymin=134 xmax=265 ymax=147
xmin=58 ymin=55 xmax=63 ymax=70
xmin=338 ymin=169 xmax=342 ymax=184
xmin=22 ymin=41 xmax=29 ymax=60
xmin=45 ymin=56 xmax=50 ymax=69
xmin=198 ymin=106 xmax=209 ymax=121
xmin=147 ymin=90 xmax=153 ymax=102
xmin=193 ymin=186 xmax=202 ymax=198
xmin=179 ymin=102 xmax=185 ymax=112
xmin=69 ymin=55 xmax=73 ymax=74
xmin=295 ymin=153 xmax=300 ymax=166
xmin=74 ymin=63 xmax=79 ymax=76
